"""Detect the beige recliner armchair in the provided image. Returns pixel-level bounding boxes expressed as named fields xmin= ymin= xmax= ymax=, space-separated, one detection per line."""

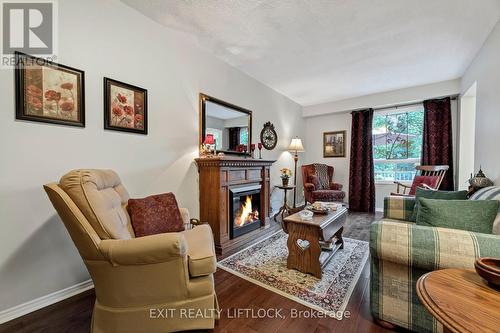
xmin=43 ymin=169 xmax=218 ymax=333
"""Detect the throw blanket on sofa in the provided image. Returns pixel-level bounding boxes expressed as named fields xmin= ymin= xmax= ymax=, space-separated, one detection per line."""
xmin=314 ymin=163 xmax=330 ymax=190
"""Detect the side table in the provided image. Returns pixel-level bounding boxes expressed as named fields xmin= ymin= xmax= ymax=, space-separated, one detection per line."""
xmin=273 ymin=185 xmax=295 ymax=221
xmin=416 ymin=268 xmax=500 ymax=333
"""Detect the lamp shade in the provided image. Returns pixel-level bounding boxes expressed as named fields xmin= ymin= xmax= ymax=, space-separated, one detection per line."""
xmin=288 ymin=137 xmax=304 ymax=152
xmin=204 ymin=134 xmax=215 ymax=145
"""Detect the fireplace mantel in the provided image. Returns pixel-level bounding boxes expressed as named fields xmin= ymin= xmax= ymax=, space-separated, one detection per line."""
xmin=195 ymin=157 xmax=276 ymax=255
xmin=195 ymin=157 xmax=275 ymax=168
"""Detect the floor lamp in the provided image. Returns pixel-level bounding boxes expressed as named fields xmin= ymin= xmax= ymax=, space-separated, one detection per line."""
xmin=288 ymin=137 xmax=305 ymax=208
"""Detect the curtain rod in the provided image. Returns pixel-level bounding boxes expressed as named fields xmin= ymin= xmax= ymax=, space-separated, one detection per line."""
xmin=373 ymin=94 xmax=459 ymax=112
xmin=347 ymin=94 xmax=459 ymax=114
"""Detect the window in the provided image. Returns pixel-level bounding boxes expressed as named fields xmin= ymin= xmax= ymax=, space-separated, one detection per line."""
xmin=239 ymin=127 xmax=249 ymax=145
xmin=372 ymin=105 xmax=424 ymax=182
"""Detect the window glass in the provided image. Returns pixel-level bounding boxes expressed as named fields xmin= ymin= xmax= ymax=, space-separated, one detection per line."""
xmin=373 ymin=105 xmax=424 ymax=181
xmin=239 ymin=127 xmax=249 ymax=145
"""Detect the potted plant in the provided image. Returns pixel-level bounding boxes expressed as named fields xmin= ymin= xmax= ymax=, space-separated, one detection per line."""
xmin=280 ymin=168 xmax=292 ymax=186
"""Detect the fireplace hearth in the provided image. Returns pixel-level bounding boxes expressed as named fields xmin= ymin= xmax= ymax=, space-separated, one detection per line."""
xmin=230 ymin=185 xmax=261 ymax=239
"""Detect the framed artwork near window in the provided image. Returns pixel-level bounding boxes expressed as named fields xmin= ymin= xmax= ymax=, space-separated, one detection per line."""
xmin=323 ymin=130 xmax=346 ymax=158
xmin=104 ymin=77 xmax=148 ymax=134
xmin=15 ymin=52 xmax=85 ymax=127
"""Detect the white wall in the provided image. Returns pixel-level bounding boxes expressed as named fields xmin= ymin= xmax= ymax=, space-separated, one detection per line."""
xmin=0 ymin=0 xmax=304 ymax=313
xmin=304 ymin=112 xmax=351 ymax=199
xmin=223 ymin=117 xmax=248 ymax=128
xmin=303 ymin=79 xmax=461 ymax=117
xmin=461 ymin=20 xmax=500 ymax=184
xmin=458 ymin=84 xmax=477 ymax=190
xmin=304 ymin=81 xmax=461 ymax=210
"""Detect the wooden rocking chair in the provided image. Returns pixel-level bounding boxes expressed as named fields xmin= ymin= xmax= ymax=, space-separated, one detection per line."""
xmin=392 ymin=165 xmax=449 ymax=196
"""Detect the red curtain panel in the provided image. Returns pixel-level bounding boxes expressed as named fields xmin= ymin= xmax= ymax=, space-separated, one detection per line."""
xmin=228 ymin=127 xmax=240 ymax=150
xmin=349 ymin=109 xmax=375 ymax=212
xmin=422 ymin=97 xmax=454 ymax=190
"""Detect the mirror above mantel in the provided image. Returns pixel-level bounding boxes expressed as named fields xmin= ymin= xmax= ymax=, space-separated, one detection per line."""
xmin=199 ymin=93 xmax=252 ymax=156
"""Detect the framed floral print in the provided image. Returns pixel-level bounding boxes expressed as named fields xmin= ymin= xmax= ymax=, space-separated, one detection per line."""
xmin=323 ymin=130 xmax=346 ymax=158
xmin=15 ymin=52 xmax=85 ymax=127
xmin=104 ymin=77 xmax=148 ymax=135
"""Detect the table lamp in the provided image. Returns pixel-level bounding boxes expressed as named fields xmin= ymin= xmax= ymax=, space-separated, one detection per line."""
xmin=288 ymin=137 xmax=305 ymax=208
xmin=204 ymin=134 xmax=216 ymax=155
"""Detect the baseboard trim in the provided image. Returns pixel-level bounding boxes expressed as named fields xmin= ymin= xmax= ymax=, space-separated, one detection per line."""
xmin=375 ymin=208 xmax=383 ymax=213
xmin=0 ymin=279 xmax=94 ymax=324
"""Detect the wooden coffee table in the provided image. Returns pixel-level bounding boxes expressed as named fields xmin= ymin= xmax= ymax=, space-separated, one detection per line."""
xmin=417 ymin=268 xmax=500 ymax=333
xmin=282 ymin=206 xmax=347 ymax=278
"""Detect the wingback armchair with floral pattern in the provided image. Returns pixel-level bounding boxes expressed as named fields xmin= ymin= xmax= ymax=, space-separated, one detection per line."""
xmin=302 ymin=163 xmax=345 ymax=204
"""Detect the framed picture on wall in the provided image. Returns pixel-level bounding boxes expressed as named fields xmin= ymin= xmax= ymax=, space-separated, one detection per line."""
xmin=323 ymin=130 xmax=346 ymax=157
xmin=104 ymin=77 xmax=148 ymax=134
xmin=15 ymin=52 xmax=85 ymax=127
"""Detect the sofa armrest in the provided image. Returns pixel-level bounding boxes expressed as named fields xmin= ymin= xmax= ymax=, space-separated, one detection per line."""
xmin=383 ymin=195 xmax=415 ymax=221
xmin=99 ymin=232 xmax=187 ymax=266
xmin=329 ymin=182 xmax=343 ymax=191
xmin=304 ymin=183 xmax=316 ymax=191
xmin=370 ymin=220 xmax=500 ymax=271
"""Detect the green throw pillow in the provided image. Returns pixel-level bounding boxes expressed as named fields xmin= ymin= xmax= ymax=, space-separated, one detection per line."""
xmin=416 ymin=198 xmax=499 ymax=234
xmin=410 ymin=188 xmax=468 ymax=222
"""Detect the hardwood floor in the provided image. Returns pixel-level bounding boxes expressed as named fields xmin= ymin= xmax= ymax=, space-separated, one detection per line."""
xmin=0 ymin=212 xmax=406 ymax=333
xmin=1 ymin=263 xmax=394 ymax=333
xmin=0 ymin=289 xmax=95 ymax=333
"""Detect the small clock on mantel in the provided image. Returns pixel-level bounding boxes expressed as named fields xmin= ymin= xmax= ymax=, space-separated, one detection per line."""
xmin=260 ymin=122 xmax=278 ymax=150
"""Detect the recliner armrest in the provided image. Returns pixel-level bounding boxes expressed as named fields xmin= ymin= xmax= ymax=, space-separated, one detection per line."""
xmin=182 ymin=225 xmax=217 ymax=277
xmin=99 ymin=232 xmax=187 ymax=266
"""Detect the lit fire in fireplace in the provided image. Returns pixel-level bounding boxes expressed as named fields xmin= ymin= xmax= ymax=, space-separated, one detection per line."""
xmin=235 ymin=195 xmax=259 ymax=227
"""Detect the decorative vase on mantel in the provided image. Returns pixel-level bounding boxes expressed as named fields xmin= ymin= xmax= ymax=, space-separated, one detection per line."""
xmin=282 ymin=177 xmax=289 ymax=187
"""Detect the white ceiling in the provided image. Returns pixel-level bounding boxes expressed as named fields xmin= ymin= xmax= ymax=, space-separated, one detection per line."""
xmin=121 ymin=0 xmax=500 ymax=106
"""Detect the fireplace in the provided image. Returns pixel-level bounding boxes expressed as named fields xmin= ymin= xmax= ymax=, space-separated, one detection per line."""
xmin=195 ymin=157 xmax=274 ymax=255
xmin=229 ymin=185 xmax=262 ymax=239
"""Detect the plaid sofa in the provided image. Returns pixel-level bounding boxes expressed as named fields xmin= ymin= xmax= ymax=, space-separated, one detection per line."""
xmin=370 ymin=195 xmax=500 ymax=332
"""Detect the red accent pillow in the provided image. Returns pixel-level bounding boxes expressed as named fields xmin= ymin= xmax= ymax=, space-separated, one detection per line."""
xmin=409 ymin=176 xmax=440 ymax=195
xmin=127 ymin=193 xmax=184 ymax=237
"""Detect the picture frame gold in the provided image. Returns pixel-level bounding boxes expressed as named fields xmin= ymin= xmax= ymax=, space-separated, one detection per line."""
xmin=199 ymin=93 xmax=252 ymax=156
xmin=323 ymin=130 xmax=346 ymax=158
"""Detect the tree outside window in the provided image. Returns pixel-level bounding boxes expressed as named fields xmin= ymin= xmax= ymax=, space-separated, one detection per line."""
xmin=372 ymin=106 xmax=424 ymax=181
xmin=239 ymin=127 xmax=249 ymax=145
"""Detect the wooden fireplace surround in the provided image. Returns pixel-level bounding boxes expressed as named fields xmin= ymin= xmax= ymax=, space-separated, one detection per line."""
xmin=195 ymin=157 xmax=275 ymax=255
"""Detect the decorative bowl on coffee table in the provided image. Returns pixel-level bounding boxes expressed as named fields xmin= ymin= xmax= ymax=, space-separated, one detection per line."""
xmin=307 ymin=207 xmax=329 ymax=214
xmin=474 ymin=257 xmax=500 ymax=288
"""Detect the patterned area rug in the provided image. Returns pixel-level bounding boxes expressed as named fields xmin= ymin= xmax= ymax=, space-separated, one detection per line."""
xmin=218 ymin=231 xmax=369 ymax=317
